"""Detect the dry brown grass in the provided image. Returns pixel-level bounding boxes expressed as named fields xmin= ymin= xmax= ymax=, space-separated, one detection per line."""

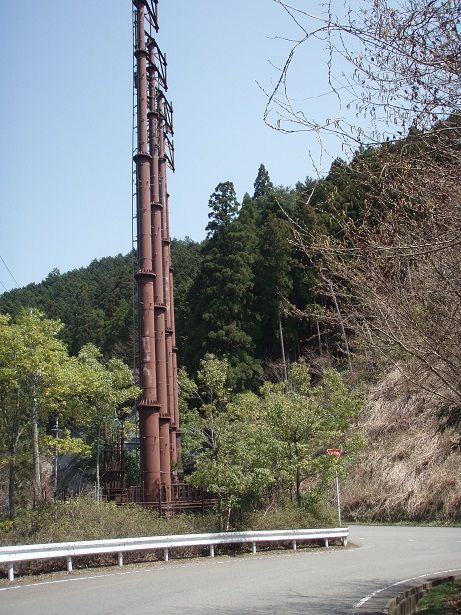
xmin=342 ymin=368 xmax=461 ymax=522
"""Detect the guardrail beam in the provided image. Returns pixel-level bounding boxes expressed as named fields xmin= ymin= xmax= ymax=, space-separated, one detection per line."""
xmin=0 ymin=527 xmax=348 ymax=581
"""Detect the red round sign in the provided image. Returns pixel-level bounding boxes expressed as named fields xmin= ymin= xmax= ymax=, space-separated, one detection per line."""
xmin=326 ymin=448 xmax=343 ymax=457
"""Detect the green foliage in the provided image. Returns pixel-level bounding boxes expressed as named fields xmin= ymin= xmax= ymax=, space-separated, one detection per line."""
xmin=177 ymin=367 xmax=203 ymax=473
xmin=206 ymin=181 xmax=240 ymax=237
xmin=71 ymin=344 xmax=139 ymax=497
xmin=253 ymin=163 xmax=273 ymax=199
xmin=0 ymin=519 xmax=13 ymax=535
xmin=184 ymin=356 xmax=363 ymax=526
xmin=42 ymin=430 xmax=91 ymax=457
xmin=189 ymin=182 xmax=262 ymax=389
xmin=75 ymin=344 xmax=139 ymax=426
xmin=0 ymin=310 xmax=82 ymax=516
xmin=260 ymin=362 xmax=364 ymax=504
xmin=0 ymin=254 xmax=134 ymax=361
xmin=189 ymin=390 xmax=276 ymax=526
xmin=254 ymin=208 xmax=296 ymax=357
xmin=171 ymin=237 xmax=203 ymax=352
xmin=0 ymin=157 xmax=372 ymax=390
xmin=0 ymin=312 xmax=139 ymax=517
xmin=196 ymin=353 xmax=230 ymax=406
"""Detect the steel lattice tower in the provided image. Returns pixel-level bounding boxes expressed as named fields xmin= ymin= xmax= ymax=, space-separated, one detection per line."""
xmin=132 ymin=0 xmax=180 ymax=504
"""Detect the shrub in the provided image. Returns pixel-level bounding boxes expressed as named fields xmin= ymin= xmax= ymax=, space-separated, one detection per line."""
xmin=1 ymin=498 xmax=218 ymax=546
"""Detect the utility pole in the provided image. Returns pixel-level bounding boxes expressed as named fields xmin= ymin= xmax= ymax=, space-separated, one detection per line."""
xmin=314 ymin=448 xmax=344 ymax=527
xmin=132 ymin=0 xmax=179 ymax=505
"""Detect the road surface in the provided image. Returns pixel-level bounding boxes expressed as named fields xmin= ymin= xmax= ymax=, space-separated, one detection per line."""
xmin=1 ymin=525 xmax=460 ymax=614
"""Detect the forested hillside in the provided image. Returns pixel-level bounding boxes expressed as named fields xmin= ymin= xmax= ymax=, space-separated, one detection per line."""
xmin=0 ymin=255 xmax=134 ymax=361
xmin=0 ymin=160 xmax=364 ymax=524
xmin=0 ymin=162 xmax=361 ymax=388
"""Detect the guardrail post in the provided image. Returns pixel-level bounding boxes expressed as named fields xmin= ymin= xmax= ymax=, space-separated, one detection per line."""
xmin=209 ymin=544 xmax=215 ymax=558
xmin=163 ymin=548 xmax=169 ymax=562
xmin=252 ymin=542 xmax=257 ymax=555
xmin=7 ymin=562 xmax=14 ymax=581
xmin=342 ymin=536 xmax=347 ymax=547
xmin=292 ymin=540 xmax=297 ymax=551
xmin=118 ymin=552 xmax=123 ymax=567
xmin=324 ymin=539 xmax=329 ymax=548
xmin=67 ymin=556 xmax=73 ymax=572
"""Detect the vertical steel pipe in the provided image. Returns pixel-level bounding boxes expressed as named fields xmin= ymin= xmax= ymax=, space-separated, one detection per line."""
xmin=133 ymin=0 xmax=161 ymax=501
xmin=169 ymin=261 xmax=181 ymax=463
xmin=158 ymin=97 xmax=178 ymax=464
xmin=148 ymin=43 xmax=171 ymax=496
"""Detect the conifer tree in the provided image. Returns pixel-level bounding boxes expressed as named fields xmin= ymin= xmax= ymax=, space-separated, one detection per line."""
xmin=206 ymin=181 xmax=239 ymax=238
xmin=188 ymin=182 xmax=261 ymax=389
xmin=171 ymin=237 xmax=203 ymax=358
xmin=252 ymin=186 xmax=298 ymax=362
xmin=253 ymin=163 xmax=273 ymax=199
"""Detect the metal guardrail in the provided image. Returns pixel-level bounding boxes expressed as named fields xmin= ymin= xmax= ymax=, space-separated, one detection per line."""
xmin=0 ymin=527 xmax=348 ymax=581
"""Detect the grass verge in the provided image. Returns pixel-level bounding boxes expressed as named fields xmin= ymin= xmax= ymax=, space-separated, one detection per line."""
xmin=416 ymin=580 xmax=461 ymax=614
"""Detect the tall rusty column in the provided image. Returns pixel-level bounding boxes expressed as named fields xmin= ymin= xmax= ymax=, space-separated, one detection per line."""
xmin=133 ymin=0 xmax=179 ymax=503
xmin=133 ymin=0 xmax=160 ymax=501
xmin=147 ymin=42 xmax=171 ymax=495
xmin=158 ymin=97 xmax=179 ymax=464
xmin=166 ymin=202 xmax=181 ymax=464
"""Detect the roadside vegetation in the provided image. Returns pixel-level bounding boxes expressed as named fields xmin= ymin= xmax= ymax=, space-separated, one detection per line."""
xmin=416 ymin=579 xmax=461 ymax=614
xmin=0 ymin=497 xmax=339 ymax=578
xmin=181 ymin=354 xmax=362 ymax=530
xmin=0 ymin=498 xmax=337 ymax=547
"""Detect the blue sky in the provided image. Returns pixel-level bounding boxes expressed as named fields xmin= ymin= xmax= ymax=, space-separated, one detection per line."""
xmin=0 ymin=1 xmax=346 ymax=291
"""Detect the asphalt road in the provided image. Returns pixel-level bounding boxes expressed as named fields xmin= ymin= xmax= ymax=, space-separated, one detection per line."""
xmin=1 ymin=525 xmax=460 ymax=614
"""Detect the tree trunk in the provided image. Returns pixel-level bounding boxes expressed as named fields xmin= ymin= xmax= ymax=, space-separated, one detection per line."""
xmin=328 ymin=279 xmax=352 ymax=372
xmin=31 ymin=392 xmax=41 ymax=505
xmin=296 ymin=466 xmax=301 ymax=507
xmin=8 ymin=445 xmax=16 ymax=519
xmin=53 ymin=417 xmax=59 ymax=497
xmin=226 ymin=506 xmax=232 ymax=531
xmin=278 ymin=312 xmax=288 ymax=381
xmin=95 ymin=427 xmax=101 ymax=503
xmin=218 ymin=496 xmax=223 ymax=531
xmin=315 ymin=318 xmax=323 ymax=356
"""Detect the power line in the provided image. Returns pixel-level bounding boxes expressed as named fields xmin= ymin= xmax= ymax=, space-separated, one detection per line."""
xmin=0 ymin=255 xmax=20 ymax=288
xmin=0 ymin=277 xmax=8 ymax=292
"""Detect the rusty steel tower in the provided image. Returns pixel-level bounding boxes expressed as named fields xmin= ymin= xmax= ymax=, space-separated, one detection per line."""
xmin=132 ymin=0 xmax=180 ymax=504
